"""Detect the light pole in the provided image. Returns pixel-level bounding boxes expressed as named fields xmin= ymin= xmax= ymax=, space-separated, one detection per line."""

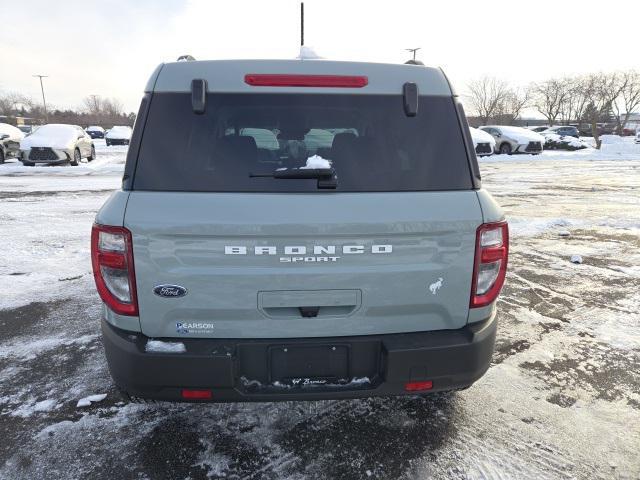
xmin=33 ymin=74 xmax=48 ymax=122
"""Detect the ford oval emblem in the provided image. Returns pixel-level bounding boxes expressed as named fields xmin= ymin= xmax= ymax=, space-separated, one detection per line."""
xmin=153 ymin=285 xmax=187 ymax=298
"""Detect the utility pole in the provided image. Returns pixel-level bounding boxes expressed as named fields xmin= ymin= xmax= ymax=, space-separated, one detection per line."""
xmin=300 ymin=2 xmax=304 ymax=46
xmin=33 ymin=74 xmax=48 ymax=122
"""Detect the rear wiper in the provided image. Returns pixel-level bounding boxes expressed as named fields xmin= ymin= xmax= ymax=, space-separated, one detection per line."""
xmin=250 ymin=167 xmax=338 ymax=189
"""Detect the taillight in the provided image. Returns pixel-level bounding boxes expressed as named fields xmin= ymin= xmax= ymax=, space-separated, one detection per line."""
xmin=470 ymin=221 xmax=509 ymax=308
xmin=404 ymin=381 xmax=433 ymax=392
xmin=181 ymin=389 xmax=213 ymax=400
xmin=244 ymin=74 xmax=368 ymax=88
xmin=91 ymin=224 xmax=138 ymax=316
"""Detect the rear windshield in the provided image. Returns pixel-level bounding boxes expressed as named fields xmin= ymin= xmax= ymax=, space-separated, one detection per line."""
xmin=132 ymin=93 xmax=472 ymax=192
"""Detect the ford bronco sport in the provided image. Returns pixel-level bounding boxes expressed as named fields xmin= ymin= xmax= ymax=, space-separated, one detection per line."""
xmin=92 ymin=58 xmax=508 ymax=402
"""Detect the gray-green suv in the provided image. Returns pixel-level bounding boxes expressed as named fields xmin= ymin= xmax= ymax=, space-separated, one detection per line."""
xmin=92 ymin=58 xmax=508 ymax=402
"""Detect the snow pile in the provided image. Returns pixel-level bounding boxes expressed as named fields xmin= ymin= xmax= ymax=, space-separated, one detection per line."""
xmin=297 ymin=46 xmax=324 ymax=60
xmin=20 ymin=124 xmax=79 ymax=150
xmin=145 ymin=340 xmax=187 ymax=353
xmin=300 ymin=154 xmax=332 ymax=169
xmin=0 ymin=123 xmax=25 ymax=142
xmin=599 ymin=134 xmax=624 ymax=144
xmin=76 ymin=393 xmax=107 ymax=408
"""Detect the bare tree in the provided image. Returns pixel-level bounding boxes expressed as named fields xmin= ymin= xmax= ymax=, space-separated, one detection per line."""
xmin=102 ymin=98 xmax=124 ymax=117
xmin=531 ymin=78 xmax=570 ymax=126
xmin=611 ymin=70 xmax=640 ymax=134
xmin=467 ymin=76 xmax=510 ymax=125
xmin=580 ymin=73 xmax=626 ymax=149
xmin=558 ymin=76 xmax=589 ymax=124
xmin=494 ymin=86 xmax=531 ymax=124
xmin=83 ymin=95 xmax=103 ymax=115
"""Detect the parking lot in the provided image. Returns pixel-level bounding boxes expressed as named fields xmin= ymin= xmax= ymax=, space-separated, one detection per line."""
xmin=0 ymin=142 xmax=639 ymax=479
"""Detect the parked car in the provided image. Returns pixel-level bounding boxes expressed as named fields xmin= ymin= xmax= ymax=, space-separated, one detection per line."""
xmin=105 ymin=126 xmax=132 ymax=146
xmin=635 ymin=130 xmax=640 ymax=144
xmin=526 ymin=125 xmax=550 ymax=133
xmin=92 ymin=58 xmax=508 ymax=403
xmin=542 ymin=125 xmax=579 ymax=138
xmin=0 ymin=123 xmax=25 ymax=163
xmin=86 ymin=126 xmax=105 ymax=139
xmin=469 ymin=126 xmax=495 ymax=156
xmin=479 ymin=125 xmax=545 ymax=154
xmin=20 ymin=124 xmax=95 ymax=166
xmin=542 ymin=133 xmax=590 ymax=151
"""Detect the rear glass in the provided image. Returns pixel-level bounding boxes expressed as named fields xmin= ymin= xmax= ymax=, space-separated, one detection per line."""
xmin=133 ymin=93 xmax=472 ymax=192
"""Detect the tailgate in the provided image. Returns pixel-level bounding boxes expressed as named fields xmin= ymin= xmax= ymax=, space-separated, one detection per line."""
xmin=125 ymin=191 xmax=482 ymax=338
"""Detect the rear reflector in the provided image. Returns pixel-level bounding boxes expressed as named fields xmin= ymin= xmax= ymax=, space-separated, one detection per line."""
xmin=244 ymin=74 xmax=368 ymax=88
xmin=470 ymin=221 xmax=509 ymax=308
xmin=404 ymin=381 xmax=433 ymax=392
xmin=181 ymin=389 xmax=213 ymax=400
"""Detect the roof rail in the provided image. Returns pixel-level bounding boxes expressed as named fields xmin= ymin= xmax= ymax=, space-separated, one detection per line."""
xmin=177 ymin=55 xmax=196 ymax=62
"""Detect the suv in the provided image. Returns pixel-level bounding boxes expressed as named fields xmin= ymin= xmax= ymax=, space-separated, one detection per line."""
xmin=92 ymin=59 xmax=508 ymax=402
xmin=542 ymin=125 xmax=579 ymax=138
xmin=480 ymin=125 xmax=544 ymax=154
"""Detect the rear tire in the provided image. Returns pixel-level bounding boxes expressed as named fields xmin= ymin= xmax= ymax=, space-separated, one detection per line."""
xmin=70 ymin=148 xmax=81 ymax=166
xmin=0 ymin=149 xmax=4 ymax=164
xmin=88 ymin=145 xmax=96 ymax=161
xmin=499 ymin=143 xmax=512 ymax=155
xmin=22 ymin=160 xmax=34 ymax=167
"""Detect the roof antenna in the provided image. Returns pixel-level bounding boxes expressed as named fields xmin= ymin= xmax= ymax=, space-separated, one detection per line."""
xmin=404 ymin=47 xmax=424 ymax=65
xmin=300 ymin=2 xmax=304 ymax=46
xmin=297 ymin=3 xmax=322 ymax=59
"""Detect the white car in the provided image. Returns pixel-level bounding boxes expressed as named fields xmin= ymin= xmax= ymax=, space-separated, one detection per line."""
xmin=105 ymin=126 xmax=132 ymax=146
xmin=469 ymin=127 xmax=496 ymax=157
xmin=479 ymin=125 xmax=545 ymax=155
xmin=0 ymin=123 xmax=25 ymax=163
xmin=20 ymin=124 xmax=95 ymax=166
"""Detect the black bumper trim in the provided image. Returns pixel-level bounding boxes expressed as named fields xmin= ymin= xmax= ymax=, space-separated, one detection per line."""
xmin=102 ymin=314 xmax=497 ymax=402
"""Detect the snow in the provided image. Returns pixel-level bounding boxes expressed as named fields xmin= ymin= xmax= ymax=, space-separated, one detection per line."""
xmin=105 ymin=126 xmax=132 ymax=140
xmin=469 ymin=126 xmax=496 ymax=147
xmin=76 ymin=393 xmax=107 ymax=408
xmin=297 ymin=46 xmax=323 ymax=60
xmin=20 ymin=124 xmax=79 ymax=150
xmin=300 ymin=154 xmax=331 ymax=169
xmin=86 ymin=126 xmax=104 ymax=132
xmin=0 ymin=123 xmax=25 ymax=142
xmin=483 ymin=125 xmax=546 ymax=144
xmin=145 ymin=340 xmax=187 ymax=353
xmin=570 ymin=254 xmax=583 ymax=264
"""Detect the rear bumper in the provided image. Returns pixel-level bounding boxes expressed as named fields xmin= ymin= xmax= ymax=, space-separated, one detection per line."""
xmin=102 ymin=313 xmax=497 ymax=402
xmin=106 ymin=138 xmax=129 ymax=145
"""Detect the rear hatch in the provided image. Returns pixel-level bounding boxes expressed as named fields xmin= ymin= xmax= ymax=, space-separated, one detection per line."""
xmin=125 ymin=88 xmax=482 ymax=339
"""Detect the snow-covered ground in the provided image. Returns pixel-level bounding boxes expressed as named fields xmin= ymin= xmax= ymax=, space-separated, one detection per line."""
xmin=0 ymin=139 xmax=638 ymax=479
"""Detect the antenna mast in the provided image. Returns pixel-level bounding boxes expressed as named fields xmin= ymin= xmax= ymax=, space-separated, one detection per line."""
xmin=300 ymin=2 xmax=304 ymax=46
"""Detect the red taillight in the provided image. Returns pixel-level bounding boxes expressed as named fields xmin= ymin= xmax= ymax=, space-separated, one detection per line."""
xmin=244 ymin=74 xmax=368 ymax=88
xmin=91 ymin=224 xmax=138 ymax=316
xmin=470 ymin=221 xmax=509 ymax=308
xmin=181 ymin=389 xmax=213 ymax=400
xmin=404 ymin=381 xmax=433 ymax=392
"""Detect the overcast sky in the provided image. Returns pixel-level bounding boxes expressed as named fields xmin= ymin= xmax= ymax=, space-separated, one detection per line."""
xmin=2 ymin=0 xmax=639 ymax=113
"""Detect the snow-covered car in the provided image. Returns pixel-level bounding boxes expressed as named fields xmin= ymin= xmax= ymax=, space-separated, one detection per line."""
xmin=479 ymin=125 xmax=545 ymax=155
xmin=20 ymin=124 xmax=95 ymax=166
xmin=86 ymin=126 xmax=105 ymax=139
xmin=469 ymin=127 xmax=496 ymax=157
xmin=635 ymin=130 xmax=640 ymax=144
xmin=526 ymin=125 xmax=550 ymax=133
xmin=0 ymin=123 xmax=25 ymax=163
xmin=542 ymin=125 xmax=579 ymax=138
xmin=105 ymin=126 xmax=132 ymax=146
xmin=542 ymin=133 xmax=590 ymax=151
